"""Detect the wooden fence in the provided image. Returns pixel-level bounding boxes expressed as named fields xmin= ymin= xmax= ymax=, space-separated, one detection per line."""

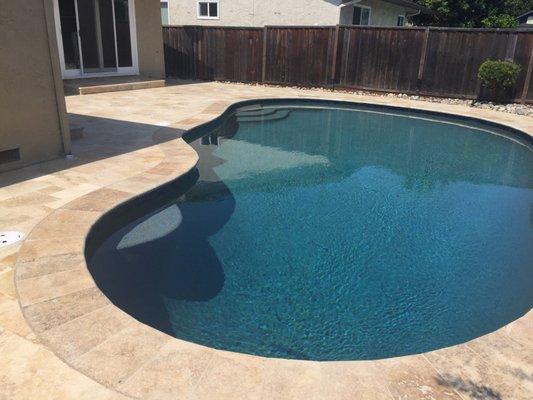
xmin=163 ymin=26 xmax=533 ymax=103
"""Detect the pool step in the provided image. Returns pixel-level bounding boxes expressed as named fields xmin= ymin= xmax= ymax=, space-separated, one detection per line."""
xmin=237 ymin=109 xmax=291 ymax=123
xmin=235 ymin=108 xmax=278 ymax=118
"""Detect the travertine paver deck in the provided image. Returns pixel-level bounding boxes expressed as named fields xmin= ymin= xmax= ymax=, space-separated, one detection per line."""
xmin=0 ymin=81 xmax=531 ymax=399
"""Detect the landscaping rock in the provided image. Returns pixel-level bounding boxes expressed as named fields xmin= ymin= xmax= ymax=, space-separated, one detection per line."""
xmin=228 ymin=81 xmax=533 ymax=117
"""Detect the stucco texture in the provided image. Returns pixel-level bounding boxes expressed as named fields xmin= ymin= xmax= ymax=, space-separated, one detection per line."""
xmin=135 ymin=0 xmax=165 ymax=78
xmin=340 ymin=0 xmax=411 ymax=26
xmin=168 ymin=0 xmax=342 ymax=27
xmin=167 ymin=0 xmax=413 ymax=27
xmin=0 ymin=0 xmax=69 ymax=172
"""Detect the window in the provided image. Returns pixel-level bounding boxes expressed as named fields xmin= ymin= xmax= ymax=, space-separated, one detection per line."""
xmin=527 ymin=16 xmax=533 ymax=25
xmin=198 ymin=1 xmax=218 ymax=19
xmin=352 ymin=6 xmax=371 ymax=26
xmin=397 ymin=15 xmax=405 ymax=26
xmin=161 ymin=1 xmax=169 ymax=25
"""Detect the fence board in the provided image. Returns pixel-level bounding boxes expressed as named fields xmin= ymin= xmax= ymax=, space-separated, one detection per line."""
xmin=264 ymin=27 xmax=334 ymax=86
xmin=337 ymin=27 xmax=425 ymax=93
xmin=513 ymin=32 xmax=533 ymax=101
xmin=163 ymin=26 xmax=533 ymax=102
xmin=421 ymin=30 xmax=514 ymax=98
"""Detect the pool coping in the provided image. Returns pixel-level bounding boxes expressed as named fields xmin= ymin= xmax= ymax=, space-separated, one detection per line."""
xmin=13 ymin=96 xmax=533 ymax=399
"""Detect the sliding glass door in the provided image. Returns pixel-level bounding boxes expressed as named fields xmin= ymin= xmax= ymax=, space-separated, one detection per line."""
xmin=54 ymin=0 xmax=137 ymax=78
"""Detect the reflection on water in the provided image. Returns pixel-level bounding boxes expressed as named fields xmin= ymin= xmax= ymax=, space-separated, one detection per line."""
xmin=196 ymin=108 xmax=532 ymax=195
xmin=89 ymin=104 xmax=533 ymax=360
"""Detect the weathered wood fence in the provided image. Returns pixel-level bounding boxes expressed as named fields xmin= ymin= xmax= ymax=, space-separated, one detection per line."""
xmin=163 ymin=26 xmax=533 ymax=103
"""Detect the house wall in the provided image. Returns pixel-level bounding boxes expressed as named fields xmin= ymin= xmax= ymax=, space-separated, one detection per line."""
xmin=166 ymin=0 xmax=412 ymax=27
xmin=167 ymin=0 xmax=343 ymax=27
xmin=135 ymin=0 xmax=165 ymax=78
xmin=0 ymin=0 xmax=70 ymax=173
xmin=339 ymin=0 xmax=410 ymax=26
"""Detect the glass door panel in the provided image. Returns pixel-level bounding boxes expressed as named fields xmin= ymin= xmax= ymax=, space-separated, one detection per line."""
xmin=99 ymin=0 xmax=117 ymax=69
xmin=56 ymin=0 xmax=134 ymax=76
xmin=77 ymin=0 xmax=100 ymax=70
xmin=58 ymin=0 xmax=81 ymax=70
xmin=77 ymin=0 xmax=117 ymax=73
xmin=114 ymin=0 xmax=133 ymax=67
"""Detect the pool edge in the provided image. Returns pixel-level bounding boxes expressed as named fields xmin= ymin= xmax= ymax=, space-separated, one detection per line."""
xmin=12 ymin=96 xmax=533 ymax=399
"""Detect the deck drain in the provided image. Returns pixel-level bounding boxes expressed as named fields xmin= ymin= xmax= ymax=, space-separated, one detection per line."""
xmin=0 ymin=231 xmax=24 ymax=247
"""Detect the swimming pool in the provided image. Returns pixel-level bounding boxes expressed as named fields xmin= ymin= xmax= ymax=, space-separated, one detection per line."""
xmin=87 ymin=99 xmax=533 ymax=361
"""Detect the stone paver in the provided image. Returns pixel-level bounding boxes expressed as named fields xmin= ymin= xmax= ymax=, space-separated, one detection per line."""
xmin=0 ymin=81 xmax=531 ymax=399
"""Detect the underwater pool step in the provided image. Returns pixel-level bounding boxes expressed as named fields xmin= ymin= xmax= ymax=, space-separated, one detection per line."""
xmin=237 ymin=109 xmax=291 ymax=123
xmin=235 ymin=108 xmax=278 ymax=118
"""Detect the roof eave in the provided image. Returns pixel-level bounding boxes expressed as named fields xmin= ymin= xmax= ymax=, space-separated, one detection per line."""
xmin=380 ymin=0 xmax=436 ymax=15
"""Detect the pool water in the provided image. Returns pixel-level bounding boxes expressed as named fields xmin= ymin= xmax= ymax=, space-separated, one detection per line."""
xmin=89 ymin=102 xmax=533 ymax=361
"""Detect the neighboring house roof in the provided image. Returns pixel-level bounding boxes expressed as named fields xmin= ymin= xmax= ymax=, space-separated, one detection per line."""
xmin=382 ymin=0 xmax=433 ymax=14
xmin=517 ymin=10 xmax=533 ymax=27
xmin=517 ymin=10 xmax=533 ymax=19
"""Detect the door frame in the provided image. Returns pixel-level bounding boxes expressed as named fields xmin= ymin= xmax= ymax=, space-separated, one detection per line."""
xmin=53 ymin=0 xmax=139 ymax=79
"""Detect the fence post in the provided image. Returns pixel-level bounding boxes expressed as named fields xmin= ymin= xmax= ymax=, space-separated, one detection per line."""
xmin=521 ymin=46 xmax=533 ymax=104
xmin=330 ymin=25 xmax=340 ymax=86
xmin=262 ymin=26 xmax=268 ymax=83
xmin=416 ymin=27 xmax=430 ymax=93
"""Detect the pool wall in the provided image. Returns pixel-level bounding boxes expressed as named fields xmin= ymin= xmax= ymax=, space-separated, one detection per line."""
xmin=85 ymin=98 xmax=533 ymax=266
xmin=12 ymin=92 xmax=533 ymax=399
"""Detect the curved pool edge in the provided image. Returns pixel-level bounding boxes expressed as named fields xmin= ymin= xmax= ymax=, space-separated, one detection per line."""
xmin=13 ymin=97 xmax=533 ymax=399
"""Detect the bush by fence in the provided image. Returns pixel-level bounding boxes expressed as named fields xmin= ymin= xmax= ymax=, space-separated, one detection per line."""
xmin=163 ymin=25 xmax=533 ymax=103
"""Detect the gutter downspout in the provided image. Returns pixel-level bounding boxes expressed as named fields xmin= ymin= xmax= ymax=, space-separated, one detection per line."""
xmin=42 ymin=0 xmax=71 ymax=156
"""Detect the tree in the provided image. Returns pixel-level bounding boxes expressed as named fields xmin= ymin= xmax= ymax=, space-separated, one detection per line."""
xmin=413 ymin=0 xmax=533 ymax=28
xmin=480 ymin=14 xmax=518 ymax=28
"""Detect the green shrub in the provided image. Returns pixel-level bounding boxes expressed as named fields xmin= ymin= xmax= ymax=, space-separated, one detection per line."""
xmin=480 ymin=14 xmax=518 ymax=28
xmin=478 ymin=60 xmax=521 ymax=89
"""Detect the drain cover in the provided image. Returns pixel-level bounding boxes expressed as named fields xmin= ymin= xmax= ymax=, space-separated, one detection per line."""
xmin=0 ymin=231 xmax=24 ymax=247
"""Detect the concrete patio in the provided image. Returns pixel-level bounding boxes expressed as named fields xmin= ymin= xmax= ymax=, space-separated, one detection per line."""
xmin=0 ymin=81 xmax=531 ymax=399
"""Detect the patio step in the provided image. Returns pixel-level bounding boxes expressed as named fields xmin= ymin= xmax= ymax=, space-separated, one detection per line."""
xmin=237 ymin=109 xmax=291 ymax=123
xmin=69 ymin=123 xmax=84 ymax=140
xmin=78 ymin=79 xmax=165 ymax=95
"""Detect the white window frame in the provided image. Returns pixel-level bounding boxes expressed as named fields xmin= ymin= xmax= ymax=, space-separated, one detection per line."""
xmin=352 ymin=5 xmax=371 ymax=26
xmin=161 ymin=0 xmax=170 ymax=25
xmin=397 ymin=14 xmax=405 ymax=27
xmin=197 ymin=0 xmax=219 ymax=20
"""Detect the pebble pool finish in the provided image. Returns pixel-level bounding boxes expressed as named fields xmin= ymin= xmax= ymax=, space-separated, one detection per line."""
xmin=88 ymin=101 xmax=533 ymax=361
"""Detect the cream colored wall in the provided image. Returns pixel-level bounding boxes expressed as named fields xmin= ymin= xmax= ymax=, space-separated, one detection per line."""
xmin=339 ymin=0 xmax=410 ymax=26
xmin=0 ymin=0 xmax=70 ymax=173
xmin=167 ymin=0 xmax=343 ymax=27
xmin=136 ymin=0 xmax=165 ymax=78
xmin=166 ymin=0 xmax=411 ymax=27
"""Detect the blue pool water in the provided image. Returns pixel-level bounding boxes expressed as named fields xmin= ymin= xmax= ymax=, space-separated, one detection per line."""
xmin=89 ymin=101 xmax=533 ymax=361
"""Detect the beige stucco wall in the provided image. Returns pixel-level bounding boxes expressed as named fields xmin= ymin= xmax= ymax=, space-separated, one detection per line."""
xmin=167 ymin=0 xmax=343 ymax=27
xmin=0 ymin=0 xmax=70 ymax=173
xmin=339 ymin=0 xmax=411 ymax=26
xmin=166 ymin=0 xmax=412 ymax=27
xmin=136 ymin=0 xmax=165 ymax=78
